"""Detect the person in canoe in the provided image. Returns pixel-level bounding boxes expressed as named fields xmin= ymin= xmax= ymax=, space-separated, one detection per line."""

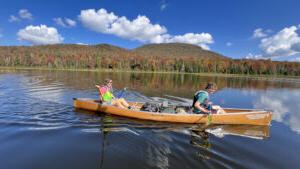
xmin=95 ymin=79 xmax=132 ymax=109
xmin=193 ymin=82 xmax=225 ymax=114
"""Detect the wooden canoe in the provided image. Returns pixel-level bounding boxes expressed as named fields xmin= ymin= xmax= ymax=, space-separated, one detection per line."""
xmin=73 ymin=98 xmax=272 ymax=126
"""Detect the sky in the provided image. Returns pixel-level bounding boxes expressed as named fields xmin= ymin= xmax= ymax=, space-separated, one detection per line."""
xmin=0 ymin=0 xmax=300 ymax=61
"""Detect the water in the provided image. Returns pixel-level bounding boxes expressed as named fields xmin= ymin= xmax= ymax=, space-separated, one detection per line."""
xmin=0 ymin=69 xmax=300 ymax=169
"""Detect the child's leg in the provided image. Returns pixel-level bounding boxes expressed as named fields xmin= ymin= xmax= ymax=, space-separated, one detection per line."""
xmin=118 ymin=98 xmax=130 ymax=107
xmin=112 ymin=100 xmax=128 ymax=109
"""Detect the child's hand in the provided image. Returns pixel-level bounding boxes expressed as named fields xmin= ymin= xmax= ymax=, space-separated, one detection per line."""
xmin=212 ymin=105 xmax=221 ymax=109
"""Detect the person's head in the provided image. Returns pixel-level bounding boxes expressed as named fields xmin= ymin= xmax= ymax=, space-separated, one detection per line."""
xmin=205 ymin=82 xmax=217 ymax=94
xmin=104 ymin=78 xmax=113 ymax=87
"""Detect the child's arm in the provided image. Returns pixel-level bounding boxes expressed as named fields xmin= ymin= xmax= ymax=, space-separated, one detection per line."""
xmin=95 ymin=85 xmax=103 ymax=101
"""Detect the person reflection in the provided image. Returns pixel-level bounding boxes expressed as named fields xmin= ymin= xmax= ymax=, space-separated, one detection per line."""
xmin=189 ymin=126 xmax=212 ymax=160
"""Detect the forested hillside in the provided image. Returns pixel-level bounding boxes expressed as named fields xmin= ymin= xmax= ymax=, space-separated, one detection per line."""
xmin=0 ymin=43 xmax=299 ymax=76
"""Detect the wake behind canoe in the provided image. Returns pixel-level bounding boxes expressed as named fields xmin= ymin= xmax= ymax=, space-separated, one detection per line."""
xmin=73 ymin=98 xmax=272 ymax=126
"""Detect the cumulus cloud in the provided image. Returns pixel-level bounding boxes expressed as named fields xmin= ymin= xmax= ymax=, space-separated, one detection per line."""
xmin=163 ymin=33 xmax=213 ymax=50
xmin=78 ymin=8 xmax=214 ymax=49
xmin=78 ymin=9 xmax=167 ymax=42
xmin=17 ymin=25 xmax=64 ymax=45
xmin=253 ymin=28 xmax=268 ymax=38
xmin=53 ymin=17 xmax=76 ymax=27
xmin=8 ymin=9 xmax=33 ymax=22
xmin=19 ymin=9 xmax=33 ymax=20
xmin=259 ymin=26 xmax=300 ymax=57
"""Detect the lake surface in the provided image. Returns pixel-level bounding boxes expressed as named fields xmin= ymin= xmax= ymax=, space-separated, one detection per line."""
xmin=0 ymin=69 xmax=300 ymax=169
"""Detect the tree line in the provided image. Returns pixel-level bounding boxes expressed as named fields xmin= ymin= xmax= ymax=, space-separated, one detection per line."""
xmin=0 ymin=45 xmax=299 ymax=76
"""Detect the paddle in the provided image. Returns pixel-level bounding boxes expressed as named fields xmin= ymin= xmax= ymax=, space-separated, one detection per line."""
xmin=207 ymin=104 xmax=213 ymax=125
xmin=115 ymin=87 xmax=127 ymax=98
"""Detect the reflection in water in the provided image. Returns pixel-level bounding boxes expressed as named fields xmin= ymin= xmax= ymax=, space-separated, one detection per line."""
xmin=204 ymin=125 xmax=270 ymax=139
xmin=145 ymin=132 xmax=171 ymax=169
xmin=190 ymin=128 xmax=211 ymax=160
xmin=2 ymin=69 xmax=299 ymax=98
xmin=252 ymin=89 xmax=300 ymax=134
xmin=1 ymin=69 xmax=300 ymax=169
xmin=95 ymin=114 xmax=271 ymax=168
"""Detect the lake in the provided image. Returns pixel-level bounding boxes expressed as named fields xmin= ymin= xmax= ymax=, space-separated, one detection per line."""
xmin=0 ymin=69 xmax=300 ymax=169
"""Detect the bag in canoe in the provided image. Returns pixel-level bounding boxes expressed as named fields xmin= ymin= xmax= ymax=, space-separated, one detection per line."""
xmin=140 ymin=102 xmax=161 ymax=112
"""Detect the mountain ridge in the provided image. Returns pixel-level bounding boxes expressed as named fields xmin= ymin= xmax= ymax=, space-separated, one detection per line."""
xmin=133 ymin=43 xmax=227 ymax=60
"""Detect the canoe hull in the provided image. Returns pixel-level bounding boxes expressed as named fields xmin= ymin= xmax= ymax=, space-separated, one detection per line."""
xmin=73 ymin=98 xmax=272 ymax=126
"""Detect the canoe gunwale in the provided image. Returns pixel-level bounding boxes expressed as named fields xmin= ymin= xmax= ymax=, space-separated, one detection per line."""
xmin=73 ymin=98 xmax=272 ymax=126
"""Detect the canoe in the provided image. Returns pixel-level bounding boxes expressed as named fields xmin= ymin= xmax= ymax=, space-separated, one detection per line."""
xmin=73 ymin=98 xmax=272 ymax=126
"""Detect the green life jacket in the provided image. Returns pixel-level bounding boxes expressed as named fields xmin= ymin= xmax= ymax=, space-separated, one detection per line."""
xmin=102 ymin=91 xmax=114 ymax=102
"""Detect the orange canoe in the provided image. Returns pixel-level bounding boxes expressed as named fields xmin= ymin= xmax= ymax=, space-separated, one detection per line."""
xmin=73 ymin=98 xmax=272 ymax=126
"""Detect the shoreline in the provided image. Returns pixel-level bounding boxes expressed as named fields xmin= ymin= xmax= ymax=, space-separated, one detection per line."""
xmin=1 ymin=66 xmax=299 ymax=80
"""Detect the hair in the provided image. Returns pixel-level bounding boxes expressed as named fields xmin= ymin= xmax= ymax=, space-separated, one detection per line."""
xmin=104 ymin=78 xmax=112 ymax=84
xmin=205 ymin=82 xmax=217 ymax=90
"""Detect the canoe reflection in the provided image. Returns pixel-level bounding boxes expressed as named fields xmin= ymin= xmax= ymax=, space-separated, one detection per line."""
xmin=75 ymin=110 xmax=270 ymax=168
xmin=189 ymin=124 xmax=270 ymax=160
xmin=204 ymin=124 xmax=270 ymax=139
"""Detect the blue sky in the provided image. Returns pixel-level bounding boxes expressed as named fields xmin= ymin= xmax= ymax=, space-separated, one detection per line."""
xmin=0 ymin=0 xmax=300 ymax=61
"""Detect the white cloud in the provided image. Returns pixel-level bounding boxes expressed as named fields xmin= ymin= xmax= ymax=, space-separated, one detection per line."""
xmin=53 ymin=18 xmax=65 ymax=27
xmin=226 ymin=42 xmax=232 ymax=47
xmin=253 ymin=28 xmax=268 ymax=38
xmin=8 ymin=15 xmax=20 ymax=22
xmin=76 ymin=43 xmax=88 ymax=45
xmin=160 ymin=0 xmax=168 ymax=11
xmin=65 ymin=18 xmax=76 ymax=27
xmin=79 ymin=9 xmax=167 ymax=42
xmin=78 ymin=9 xmax=118 ymax=33
xmin=19 ymin=9 xmax=33 ymax=20
xmin=8 ymin=9 xmax=33 ymax=22
xmin=54 ymin=17 xmax=76 ymax=27
xmin=245 ymin=53 xmax=263 ymax=59
xmin=291 ymin=41 xmax=300 ymax=51
xmin=259 ymin=26 xmax=300 ymax=57
xmin=254 ymin=90 xmax=300 ymax=134
xmin=17 ymin=25 xmax=64 ymax=45
xmin=163 ymin=33 xmax=213 ymax=50
xmin=78 ymin=8 xmax=214 ymax=49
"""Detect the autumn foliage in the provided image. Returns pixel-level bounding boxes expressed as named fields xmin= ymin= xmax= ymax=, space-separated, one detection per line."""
xmin=0 ymin=43 xmax=299 ymax=76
